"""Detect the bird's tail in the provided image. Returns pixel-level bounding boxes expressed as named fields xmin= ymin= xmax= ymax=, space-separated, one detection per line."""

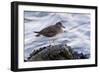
xmin=34 ymin=31 xmax=40 ymax=37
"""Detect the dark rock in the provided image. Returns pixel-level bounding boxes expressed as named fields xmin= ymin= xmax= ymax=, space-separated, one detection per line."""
xmin=27 ymin=44 xmax=74 ymax=61
xmin=27 ymin=44 xmax=89 ymax=62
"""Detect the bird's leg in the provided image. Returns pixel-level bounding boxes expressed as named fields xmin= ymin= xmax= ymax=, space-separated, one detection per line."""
xmin=52 ymin=39 xmax=56 ymax=46
xmin=48 ymin=38 xmax=52 ymax=47
xmin=52 ymin=39 xmax=57 ymax=49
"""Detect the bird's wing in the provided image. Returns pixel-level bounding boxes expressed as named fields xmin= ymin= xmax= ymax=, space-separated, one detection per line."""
xmin=40 ymin=26 xmax=57 ymax=34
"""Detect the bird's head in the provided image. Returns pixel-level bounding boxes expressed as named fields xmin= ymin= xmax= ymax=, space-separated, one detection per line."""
xmin=55 ymin=22 xmax=65 ymax=28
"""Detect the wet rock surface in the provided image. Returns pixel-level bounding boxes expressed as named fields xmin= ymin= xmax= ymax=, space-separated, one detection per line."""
xmin=26 ymin=44 xmax=89 ymax=62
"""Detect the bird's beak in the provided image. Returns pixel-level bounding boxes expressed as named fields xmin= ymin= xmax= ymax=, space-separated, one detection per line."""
xmin=62 ymin=25 xmax=65 ymax=28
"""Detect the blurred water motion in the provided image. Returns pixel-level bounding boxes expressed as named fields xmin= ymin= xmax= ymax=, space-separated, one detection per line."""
xmin=24 ymin=11 xmax=90 ymax=60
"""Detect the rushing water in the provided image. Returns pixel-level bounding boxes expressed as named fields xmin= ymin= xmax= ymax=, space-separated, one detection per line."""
xmin=24 ymin=11 xmax=90 ymax=60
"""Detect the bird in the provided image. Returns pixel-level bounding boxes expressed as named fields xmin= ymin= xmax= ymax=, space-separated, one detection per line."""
xmin=34 ymin=22 xmax=65 ymax=46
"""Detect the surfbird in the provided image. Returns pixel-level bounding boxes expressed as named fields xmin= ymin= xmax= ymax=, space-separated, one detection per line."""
xmin=34 ymin=22 xmax=65 ymax=46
